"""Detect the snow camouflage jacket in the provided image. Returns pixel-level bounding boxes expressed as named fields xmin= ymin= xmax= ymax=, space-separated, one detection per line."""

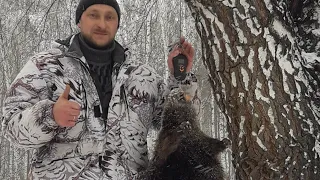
xmin=1 ymin=34 xmax=199 ymax=180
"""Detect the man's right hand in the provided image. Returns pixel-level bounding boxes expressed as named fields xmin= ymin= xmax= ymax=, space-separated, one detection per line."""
xmin=53 ymin=84 xmax=81 ymax=127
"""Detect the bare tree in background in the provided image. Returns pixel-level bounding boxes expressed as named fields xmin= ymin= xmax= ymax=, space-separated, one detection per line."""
xmin=186 ymin=0 xmax=320 ymax=179
xmin=0 ymin=0 xmax=78 ymax=179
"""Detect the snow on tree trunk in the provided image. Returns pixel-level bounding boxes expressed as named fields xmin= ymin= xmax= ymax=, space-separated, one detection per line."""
xmin=186 ymin=0 xmax=320 ymax=179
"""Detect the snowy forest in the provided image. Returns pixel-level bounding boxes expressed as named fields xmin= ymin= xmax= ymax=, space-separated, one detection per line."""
xmin=0 ymin=0 xmax=320 ymax=180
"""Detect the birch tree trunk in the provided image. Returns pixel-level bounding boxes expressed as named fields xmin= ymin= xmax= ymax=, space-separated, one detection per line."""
xmin=186 ymin=0 xmax=320 ymax=179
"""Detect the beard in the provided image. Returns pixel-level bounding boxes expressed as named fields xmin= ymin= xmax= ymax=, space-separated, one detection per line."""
xmin=81 ymin=31 xmax=114 ymax=50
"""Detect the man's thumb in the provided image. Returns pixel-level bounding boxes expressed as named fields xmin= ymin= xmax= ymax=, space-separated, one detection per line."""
xmin=60 ymin=84 xmax=70 ymax=100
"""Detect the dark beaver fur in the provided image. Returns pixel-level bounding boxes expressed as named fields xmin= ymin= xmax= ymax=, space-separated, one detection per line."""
xmin=142 ymin=90 xmax=230 ymax=180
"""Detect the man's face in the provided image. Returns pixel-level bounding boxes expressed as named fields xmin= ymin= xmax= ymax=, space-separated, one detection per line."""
xmin=78 ymin=4 xmax=119 ymax=47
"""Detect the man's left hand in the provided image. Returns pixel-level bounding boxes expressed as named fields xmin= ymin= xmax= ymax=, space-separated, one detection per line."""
xmin=167 ymin=37 xmax=194 ymax=75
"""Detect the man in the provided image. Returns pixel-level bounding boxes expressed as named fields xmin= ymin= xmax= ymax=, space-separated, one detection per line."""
xmin=1 ymin=0 xmax=198 ymax=179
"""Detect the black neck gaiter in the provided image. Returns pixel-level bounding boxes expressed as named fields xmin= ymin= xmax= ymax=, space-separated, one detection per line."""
xmin=78 ymin=34 xmax=115 ymax=119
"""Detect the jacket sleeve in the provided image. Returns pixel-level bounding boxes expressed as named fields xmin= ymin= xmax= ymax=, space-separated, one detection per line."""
xmin=1 ymin=60 xmax=59 ymax=149
xmin=152 ymin=72 xmax=200 ymax=129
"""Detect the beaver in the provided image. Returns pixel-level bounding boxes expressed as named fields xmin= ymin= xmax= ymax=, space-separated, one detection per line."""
xmin=143 ymin=88 xmax=231 ymax=180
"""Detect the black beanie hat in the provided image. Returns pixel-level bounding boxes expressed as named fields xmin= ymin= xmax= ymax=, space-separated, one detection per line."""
xmin=75 ymin=0 xmax=121 ymax=26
